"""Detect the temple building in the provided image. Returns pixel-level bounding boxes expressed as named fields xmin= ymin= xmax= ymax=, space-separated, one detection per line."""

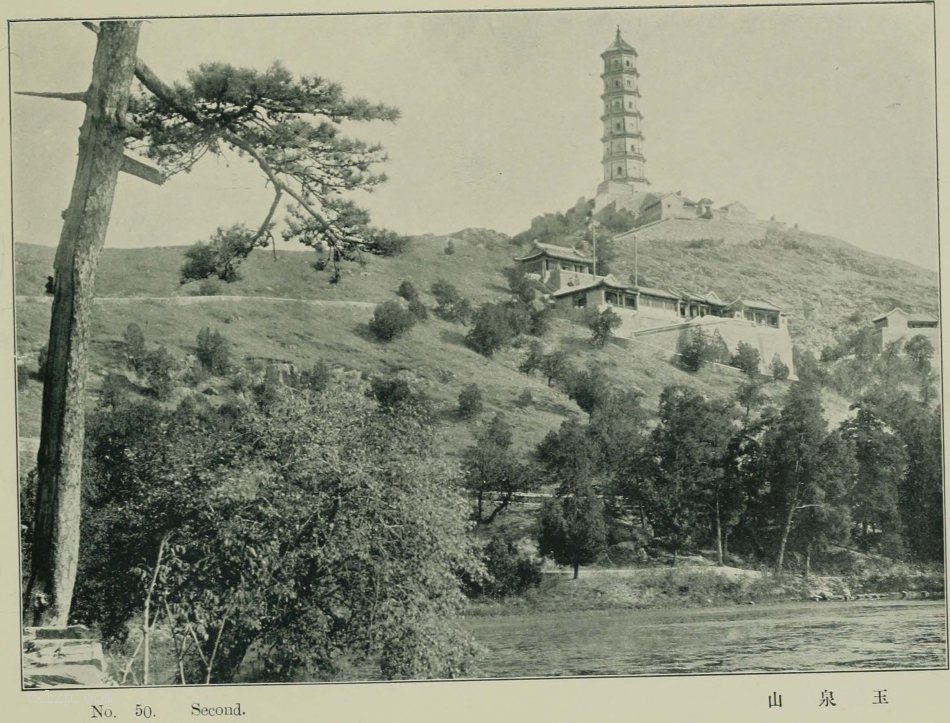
xmin=871 ymin=307 xmax=940 ymax=351
xmin=514 ymin=240 xmax=795 ymax=376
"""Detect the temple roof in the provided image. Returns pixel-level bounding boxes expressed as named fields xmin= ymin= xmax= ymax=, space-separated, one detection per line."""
xmin=513 ymin=241 xmax=594 ymax=264
xmin=871 ymin=307 xmax=939 ymax=324
xmin=726 ymin=298 xmax=782 ymax=312
xmin=602 ymin=27 xmax=637 ymax=56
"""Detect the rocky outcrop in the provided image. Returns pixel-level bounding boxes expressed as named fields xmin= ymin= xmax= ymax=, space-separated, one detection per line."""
xmin=23 ymin=625 xmax=114 ymax=688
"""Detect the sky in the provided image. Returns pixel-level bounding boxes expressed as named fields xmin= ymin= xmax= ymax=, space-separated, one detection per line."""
xmin=8 ymin=4 xmax=939 ymax=268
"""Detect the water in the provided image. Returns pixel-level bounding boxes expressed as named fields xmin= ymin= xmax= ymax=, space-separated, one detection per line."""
xmin=464 ymin=600 xmax=948 ymax=677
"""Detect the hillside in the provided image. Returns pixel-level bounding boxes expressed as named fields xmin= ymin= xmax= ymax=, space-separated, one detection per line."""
xmin=611 ymin=226 xmax=939 ymax=353
xmin=14 ymin=222 xmax=897 ymax=469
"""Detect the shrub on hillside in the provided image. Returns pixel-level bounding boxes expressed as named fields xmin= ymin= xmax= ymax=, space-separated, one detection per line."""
xmin=730 ymin=341 xmax=761 ymax=377
xmin=369 ymin=375 xmax=431 ymax=416
xmin=407 ymin=298 xmax=429 ymax=321
xmin=180 ymin=223 xmax=258 ymax=284
xmin=396 ymin=280 xmax=419 ymax=303
xmin=368 ymin=301 xmax=417 ymax=342
xmin=122 ymin=323 xmax=147 ymax=373
xmin=515 ymin=389 xmax=534 ymax=408
xmin=465 ymin=302 xmax=515 ymax=357
xmin=196 ymin=327 xmax=234 ymax=376
xmin=430 ymin=280 xmax=472 ymax=324
xmin=457 ymin=383 xmax=483 ymax=419
xmin=563 ymin=364 xmax=612 ymax=417
xmin=444 ymin=240 xmax=456 ymax=255
xmin=143 ymin=346 xmax=179 ymax=400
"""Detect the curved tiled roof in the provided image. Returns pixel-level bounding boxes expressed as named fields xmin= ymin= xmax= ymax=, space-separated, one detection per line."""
xmin=513 ymin=241 xmax=593 ymax=264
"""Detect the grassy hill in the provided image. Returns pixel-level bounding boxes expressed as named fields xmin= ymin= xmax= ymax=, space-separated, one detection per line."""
xmin=16 ymin=220 xmax=907 ymax=467
xmin=612 ymin=226 xmax=939 ymax=353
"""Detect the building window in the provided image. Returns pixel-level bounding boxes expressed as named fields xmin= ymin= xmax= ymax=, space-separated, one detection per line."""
xmin=625 ymin=59 xmax=630 ymax=67
xmin=617 ymin=166 xmax=623 ymax=176
xmin=606 ymin=291 xmax=620 ymax=305
xmin=624 ymin=294 xmax=637 ymax=309
xmin=573 ymin=295 xmax=587 ymax=309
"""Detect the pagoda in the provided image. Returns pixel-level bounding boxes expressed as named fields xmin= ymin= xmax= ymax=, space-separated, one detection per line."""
xmin=595 ymin=27 xmax=650 ymax=211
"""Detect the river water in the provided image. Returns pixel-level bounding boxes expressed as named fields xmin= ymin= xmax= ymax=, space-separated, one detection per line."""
xmin=464 ymin=600 xmax=947 ymax=678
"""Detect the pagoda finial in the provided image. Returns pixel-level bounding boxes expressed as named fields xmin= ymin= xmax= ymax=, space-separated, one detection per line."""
xmin=616 ymin=25 xmax=622 ymax=40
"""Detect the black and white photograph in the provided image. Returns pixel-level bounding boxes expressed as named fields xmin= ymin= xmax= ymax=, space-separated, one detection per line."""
xmin=4 ymin=0 xmax=948 ymax=710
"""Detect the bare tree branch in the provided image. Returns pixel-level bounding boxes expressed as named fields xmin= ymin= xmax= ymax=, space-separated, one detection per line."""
xmin=16 ymin=90 xmax=87 ymax=102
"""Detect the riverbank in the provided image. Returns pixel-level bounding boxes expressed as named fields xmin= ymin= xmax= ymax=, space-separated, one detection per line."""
xmin=465 ymin=562 xmax=945 ymax=616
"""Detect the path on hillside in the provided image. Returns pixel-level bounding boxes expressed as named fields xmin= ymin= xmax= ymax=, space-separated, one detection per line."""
xmin=16 ymin=294 xmax=377 ymax=309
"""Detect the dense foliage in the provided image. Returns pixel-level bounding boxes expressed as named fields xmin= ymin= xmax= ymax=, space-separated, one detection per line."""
xmin=69 ymin=381 xmax=481 ymax=683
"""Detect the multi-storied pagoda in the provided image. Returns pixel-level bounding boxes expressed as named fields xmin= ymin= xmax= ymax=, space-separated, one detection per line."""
xmin=595 ymin=27 xmax=650 ymax=211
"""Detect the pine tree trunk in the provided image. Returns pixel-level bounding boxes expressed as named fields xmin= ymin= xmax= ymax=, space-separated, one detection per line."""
xmin=24 ymin=21 xmax=141 ymax=626
xmin=573 ymin=561 xmax=579 ymax=579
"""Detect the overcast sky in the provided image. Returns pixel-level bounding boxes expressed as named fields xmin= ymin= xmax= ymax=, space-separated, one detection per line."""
xmin=8 ymin=4 xmax=939 ymax=268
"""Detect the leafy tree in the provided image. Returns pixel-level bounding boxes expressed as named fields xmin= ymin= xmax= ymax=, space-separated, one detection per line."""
xmin=793 ymin=346 xmax=827 ymax=387
xmin=676 ymin=326 xmax=716 ymax=372
xmin=72 ymin=384 xmax=481 ymax=682
xmin=537 ymin=482 xmax=607 ymax=579
xmin=122 ymin=322 xmax=147 ymax=372
xmin=457 ymin=383 xmax=483 ymax=419
xmin=462 ymin=414 xmax=533 ymax=523
xmin=195 ymin=327 xmax=233 ymax=375
xmin=563 ymin=364 xmax=612 ymax=417
xmin=770 ymin=353 xmax=790 ymax=381
xmin=535 ymin=418 xmax=600 ymax=490
xmin=444 ymin=240 xmax=456 ymax=255
xmin=904 ymin=334 xmax=934 ymax=373
xmin=465 ymin=302 xmax=516 ymax=357
xmin=735 ymin=379 xmax=766 ymax=419
xmin=588 ymin=307 xmax=622 ymax=347
xmin=761 ymin=383 xmax=854 ymax=572
xmin=730 ymin=341 xmax=761 ymax=377
xmin=502 ymin=265 xmax=537 ymax=304
xmin=709 ymin=330 xmax=732 ymax=364
xmin=840 ymin=406 xmax=907 ymax=557
xmin=644 ymin=386 xmax=736 ymax=564
xmin=540 ymin=350 xmax=571 ymax=387
xmin=368 ymin=301 xmax=416 ymax=342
